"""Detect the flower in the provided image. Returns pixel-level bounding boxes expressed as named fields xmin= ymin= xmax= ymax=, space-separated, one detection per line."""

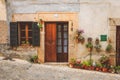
xmin=77 ymin=29 xmax=84 ymax=34
xmin=75 ymin=29 xmax=85 ymax=44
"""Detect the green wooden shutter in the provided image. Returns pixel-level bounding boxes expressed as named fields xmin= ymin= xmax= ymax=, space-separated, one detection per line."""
xmin=10 ymin=22 xmax=18 ymax=47
xmin=32 ymin=22 xmax=40 ymax=46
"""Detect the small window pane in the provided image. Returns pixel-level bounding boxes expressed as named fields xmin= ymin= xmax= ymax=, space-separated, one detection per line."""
xmin=57 ymin=46 xmax=62 ymax=53
xmin=64 ymin=25 xmax=68 ymax=31
xmin=28 ymin=31 xmax=32 ymax=37
xmin=64 ymin=32 xmax=68 ymax=38
xmin=57 ymin=39 xmax=62 ymax=45
xmin=64 ymin=39 xmax=68 ymax=45
xmin=58 ymin=32 xmax=61 ymax=38
xmin=58 ymin=25 xmax=61 ymax=31
xmin=21 ymin=32 xmax=25 ymax=37
xmin=64 ymin=46 xmax=67 ymax=53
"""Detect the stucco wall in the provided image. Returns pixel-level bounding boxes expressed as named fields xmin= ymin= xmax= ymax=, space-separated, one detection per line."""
xmin=0 ymin=0 xmax=8 ymax=44
xmin=78 ymin=0 xmax=120 ymax=64
xmin=6 ymin=0 xmax=80 ymax=23
xmin=7 ymin=0 xmax=120 ymax=64
xmin=0 ymin=0 xmax=7 ymax=21
xmin=78 ymin=2 xmax=110 ymax=59
xmin=13 ymin=12 xmax=79 ymax=62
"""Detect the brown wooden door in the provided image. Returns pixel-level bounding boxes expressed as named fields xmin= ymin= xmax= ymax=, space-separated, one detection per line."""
xmin=56 ymin=23 xmax=68 ymax=62
xmin=116 ymin=26 xmax=120 ymax=65
xmin=45 ymin=23 xmax=57 ymax=62
xmin=45 ymin=22 xmax=68 ymax=62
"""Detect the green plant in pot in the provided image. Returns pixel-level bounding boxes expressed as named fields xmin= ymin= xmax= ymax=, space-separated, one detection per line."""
xmin=99 ymin=55 xmax=110 ymax=72
xmin=114 ymin=66 xmax=120 ymax=74
xmin=86 ymin=37 xmax=93 ymax=64
xmin=75 ymin=29 xmax=85 ymax=44
xmin=86 ymin=37 xmax=93 ymax=52
xmin=69 ymin=58 xmax=76 ymax=68
xmin=106 ymin=39 xmax=113 ymax=53
xmin=106 ymin=44 xmax=113 ymax=53
xmin=30 ymin=55 xmax=38 ymax=63
xmin=95 ymin=63 xmax=102 ymax=71
xmin=37 ymin=19 xmax=43 ymax=31
xmin=94 ymin=38 xmax=101 ymax=52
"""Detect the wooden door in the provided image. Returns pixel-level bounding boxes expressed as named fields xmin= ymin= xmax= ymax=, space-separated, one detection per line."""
xmin=56 ymin=23 xmax=68 ymax=62
xmin=116 ymin=26 xmax=120 ymax=65
xmin=45 ymin=23 xmax=57 ymax=62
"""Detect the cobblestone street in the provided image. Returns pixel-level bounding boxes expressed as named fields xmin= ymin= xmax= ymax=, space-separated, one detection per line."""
xmin=0 ymin=57 xmax=120 ymax=80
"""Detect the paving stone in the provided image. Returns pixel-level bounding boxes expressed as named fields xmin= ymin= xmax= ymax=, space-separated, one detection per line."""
xmin=0 ymin=58 xmax=120 ymax=80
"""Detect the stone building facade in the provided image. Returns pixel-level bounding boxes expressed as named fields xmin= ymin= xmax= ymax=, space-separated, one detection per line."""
xmin=1 ymin=0 xmax=120 ymax=65
xmin=0 ymin=0 xmax=8 ymax=44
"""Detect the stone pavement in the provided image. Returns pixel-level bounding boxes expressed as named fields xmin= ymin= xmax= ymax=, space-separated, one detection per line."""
xmin=0 ymin=57 xmax=120 ymax=80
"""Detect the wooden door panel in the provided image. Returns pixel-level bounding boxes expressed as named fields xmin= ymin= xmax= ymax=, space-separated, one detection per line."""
xmin=45 ymin=23 xmax=57 ymax=62
xmin=116 ymin=26 xmax=120 ymax=65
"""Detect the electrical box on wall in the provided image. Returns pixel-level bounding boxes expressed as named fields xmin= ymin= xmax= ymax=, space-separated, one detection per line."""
xmin=100 ymin=35 xmax=107 ymax=41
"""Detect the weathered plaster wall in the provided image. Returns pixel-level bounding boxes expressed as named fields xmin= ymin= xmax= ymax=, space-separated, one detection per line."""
xmin=6 ymin=0 xmax=80 ymax=22
xmin=13 ymin=12 xmax=79 ymax=62
xmin=0 ymin=0 xmax=7 ymax=21
xmin=7 ymin=0 xmax=120 ymax=64
xmin=78 ymin=0 xmax=120 ymax=64
xmin=0 ymin=0 xmax=8 ymax=44
xmin=78 ymin=2 xmax=110 ymax=60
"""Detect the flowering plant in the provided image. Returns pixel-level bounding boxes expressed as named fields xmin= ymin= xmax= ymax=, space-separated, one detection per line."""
xmin=94 ymin=38 xmax=101 ymax=52
xmin=77 ymin=29 xmax=84 ymax=34
xmin=37 ymin=19 xmax=43 ymax=30
xmin=75 ymin=29 xmax=85 ymax=44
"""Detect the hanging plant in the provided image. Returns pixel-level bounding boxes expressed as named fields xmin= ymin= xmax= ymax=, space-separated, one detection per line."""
xmin=106 ymin=39 xmax=113 ymax=53
xmin=37 ymin=19 xmax=43 ymax=30
xmin=75 ymin=29 xmax=85 ymax=44
xmin=86 ymin=37 xmax=93 ymax=52
xmin=37 ymin=22 xmax=42 ymax=28
xmin=94 ymin=38 xmax=101 ymax=52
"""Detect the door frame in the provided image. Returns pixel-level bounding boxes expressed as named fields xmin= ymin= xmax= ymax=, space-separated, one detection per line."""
xmin=116 ymin=26 xmax=120 ymax=65
xmin=44 ymin=21 xmax=69 ymax=62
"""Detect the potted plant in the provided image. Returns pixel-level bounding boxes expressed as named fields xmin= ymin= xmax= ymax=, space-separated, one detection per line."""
xmin=30 ymin=55 xmax=38 ymax=63
xmin=86 ymin=37 xmax=93 ymax=52
xmin=82 ymin=60 xmax=92 ymax=70
xmin=106 ymin=39 xmax=113 ymax=53
xmin=37 ymin=19 xmax=43 ymax=31
xmin=106 ymin=44 xmax=113 ymax=53
xmin=94 ymin=38 xmax=101 ymax=52
xmin=86 ymin=37 xmax=93 ymax=64
xmin=95 ymin=63 xmax=102 ymax=71
xmin=75 ymin=29 xmax=85 ymax=44
xmin=99 ymin=55 xmax=110 ymax=72
xmin=114 ymin=66 xmax=120 ymax=74
xmin=69 ymin=58 xmax=76 ymax=68
xmin=73 ymin=59 xmax=82 ymax=69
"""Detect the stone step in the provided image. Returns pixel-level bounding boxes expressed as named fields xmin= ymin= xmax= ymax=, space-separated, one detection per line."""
xmin=44 ymin=62 xmax=68 ymax=66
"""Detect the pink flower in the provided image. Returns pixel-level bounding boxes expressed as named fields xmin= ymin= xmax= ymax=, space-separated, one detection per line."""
xmin=77 ymin=29 xmax=84 ymax=34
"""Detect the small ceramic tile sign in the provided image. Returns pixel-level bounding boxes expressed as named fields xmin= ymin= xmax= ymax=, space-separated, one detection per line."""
xmin=100 ymin=35 xmax=107 ymax=41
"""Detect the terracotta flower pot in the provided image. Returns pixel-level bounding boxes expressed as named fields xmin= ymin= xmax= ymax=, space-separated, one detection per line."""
xmin=95 ymin=67 xmax=101 ymax=71
xmin=90 ymin=66 xmax=95 ymax=70
xmin=69 ymin=63 xmax=74 ymax=68
xmin=102 ymin=68 xmax=108 ymax=72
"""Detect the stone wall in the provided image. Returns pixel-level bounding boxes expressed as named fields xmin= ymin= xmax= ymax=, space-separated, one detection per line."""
xmin=0 ymin=0 xmax=7 ymax=21
xmin=0 ymin=44 xmax=37 ymax=61
xmin=0 ymin=0 xmax=8 ymax=44
xmin=5 ymin=0 xmax=120 ymax=64
xmin=6 ymin=0 xmax=80 ymax=23
xmin=0 ymin=21 xmax=8 ymax=44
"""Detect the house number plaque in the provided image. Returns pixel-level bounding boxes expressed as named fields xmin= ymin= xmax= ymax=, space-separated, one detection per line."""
xmin=100 ymin=35 xmax=107 ymax=41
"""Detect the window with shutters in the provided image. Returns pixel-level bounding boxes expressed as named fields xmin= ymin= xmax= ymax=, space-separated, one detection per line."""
xmin=19 ymin=22 xmax=32 ymax=45
xmin=10 ymin=22 xmax=40 ymax=47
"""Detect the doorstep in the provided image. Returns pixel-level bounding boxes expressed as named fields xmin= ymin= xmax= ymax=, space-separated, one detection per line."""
xmin=43 ymin=62 xmax=68 ymax=66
